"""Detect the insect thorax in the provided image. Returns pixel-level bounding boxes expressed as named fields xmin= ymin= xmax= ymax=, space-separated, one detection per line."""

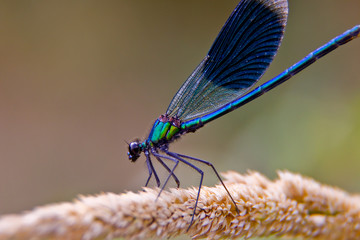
xmin=147 ymin=115 xmax=182 ymax=146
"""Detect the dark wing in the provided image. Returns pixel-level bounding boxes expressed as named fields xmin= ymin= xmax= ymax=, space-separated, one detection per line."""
xmin=166 ymin=0 xmax=288 ymax=121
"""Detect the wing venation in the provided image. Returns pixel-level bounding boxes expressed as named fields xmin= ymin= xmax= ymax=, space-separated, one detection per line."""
xmin=166 ymin=0 xmax=288 ymax=120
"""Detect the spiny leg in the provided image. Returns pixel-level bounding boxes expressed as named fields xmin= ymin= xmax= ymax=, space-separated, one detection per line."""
xmin=144 ymin=150 xmax=160 ymax=187
xmin=144 ymin=159 xmax=153 ymax=187
xmin=152 ymin=150 xmax=180 ymax=188
xmin=176 ymin=152 xmax=239 ymax=215
xmin=164 ymin=150 xmax=204 ymax=231
xmin=151 ymin=149 xmax=180 ymax=198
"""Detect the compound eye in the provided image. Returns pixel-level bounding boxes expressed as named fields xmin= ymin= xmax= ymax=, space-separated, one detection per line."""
xmin=129 ymin=142 xmax=140 ymax=154
xmin=128 ymin=141 xmax=142 ymax=162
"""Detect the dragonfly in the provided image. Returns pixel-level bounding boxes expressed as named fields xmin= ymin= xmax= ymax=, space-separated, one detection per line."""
xmin=127 ymin=0 xmax=359 ymax=229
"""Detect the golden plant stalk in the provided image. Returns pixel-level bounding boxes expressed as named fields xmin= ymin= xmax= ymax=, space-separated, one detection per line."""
xmin=0 ymin=170 xmax=360 ymax=240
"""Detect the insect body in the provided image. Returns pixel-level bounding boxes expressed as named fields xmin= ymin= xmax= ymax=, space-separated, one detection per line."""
xmin=127 ymin=0 xmax=360 ymax=230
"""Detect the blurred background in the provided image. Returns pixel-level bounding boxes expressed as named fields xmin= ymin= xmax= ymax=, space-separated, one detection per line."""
xmin=0 ymin=1 xmax=359 ymax=233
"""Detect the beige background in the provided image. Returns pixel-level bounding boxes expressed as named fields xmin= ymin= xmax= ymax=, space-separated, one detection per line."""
xmin=1 ymin=0 xmax=360 ymax=219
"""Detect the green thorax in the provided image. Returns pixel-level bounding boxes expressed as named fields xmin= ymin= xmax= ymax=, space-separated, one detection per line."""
xmin=147 ymin=115 xmax=182 ymax=145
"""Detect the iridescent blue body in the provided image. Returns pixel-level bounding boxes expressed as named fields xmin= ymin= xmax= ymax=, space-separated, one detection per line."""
xmin=126 ymin=0 xmax=359 ymax=230
xmin=148 ymin=116 xmax=181 ymax=145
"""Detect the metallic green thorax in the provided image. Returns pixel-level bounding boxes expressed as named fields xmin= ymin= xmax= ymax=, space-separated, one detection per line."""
xmin=147 ymin=115 xmax=182 ymax=145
